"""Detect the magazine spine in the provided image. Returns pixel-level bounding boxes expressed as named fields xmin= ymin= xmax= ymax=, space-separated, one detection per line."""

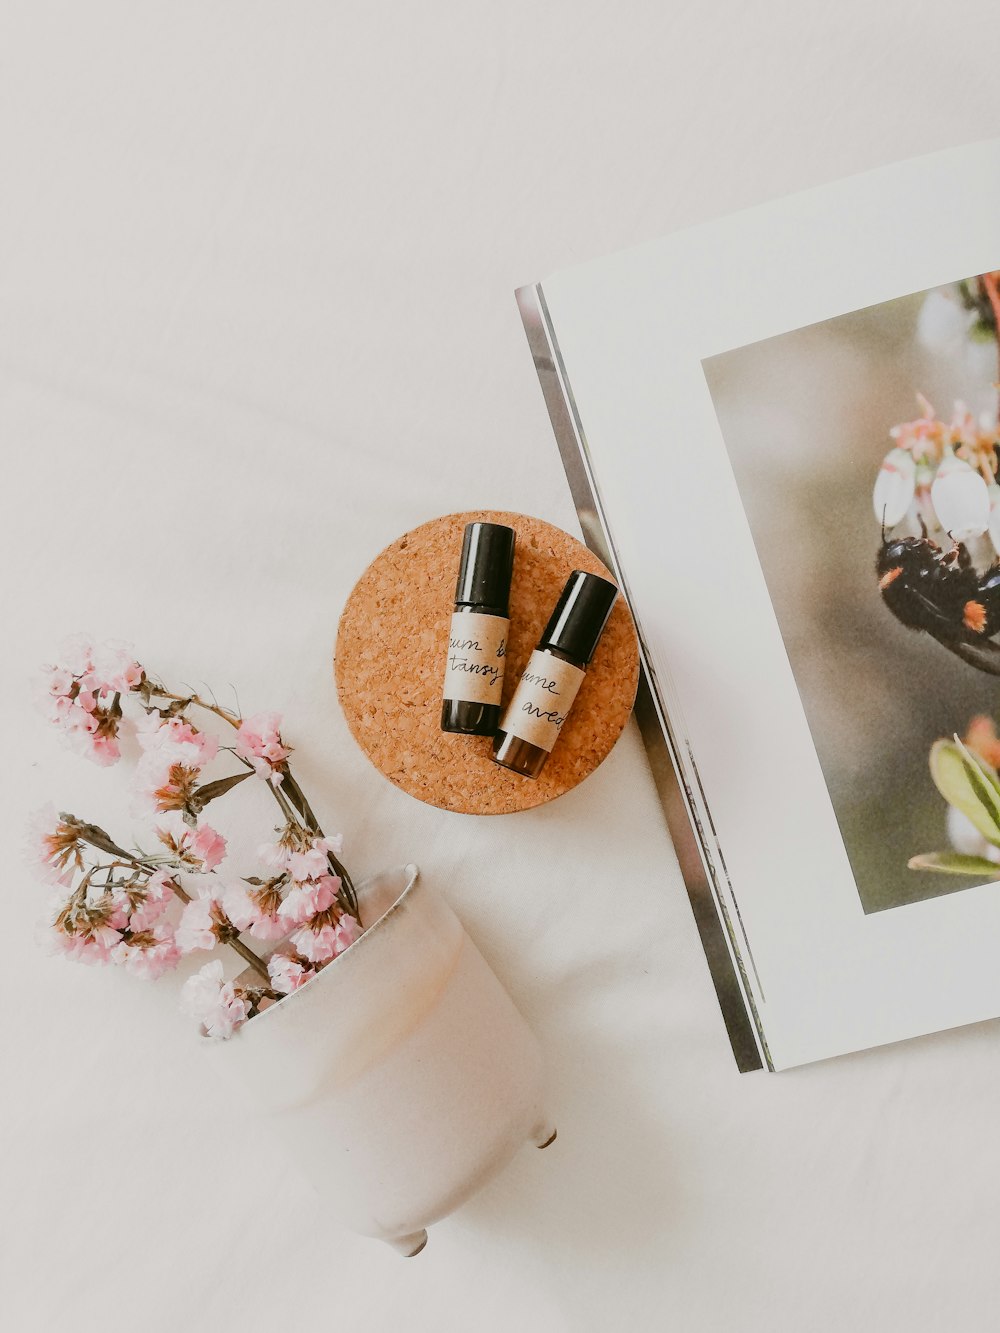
xmin=515 ymin=280 xmax=769 ymax=1073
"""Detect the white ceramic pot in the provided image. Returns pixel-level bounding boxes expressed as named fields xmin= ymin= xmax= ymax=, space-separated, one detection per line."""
xmin=211 ymin=864 xmax=553 ymax=1255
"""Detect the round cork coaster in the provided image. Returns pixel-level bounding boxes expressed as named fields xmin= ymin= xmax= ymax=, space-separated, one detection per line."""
xmin=335 ymin=510 xmax=639 ymax=815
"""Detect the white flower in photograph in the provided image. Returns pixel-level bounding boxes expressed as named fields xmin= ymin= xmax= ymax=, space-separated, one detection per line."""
xmin=929 ymin=451 xmax=989 ymax=540
xmin=946 ymin=804 xmax=1000 ymax=864
xmin=872 ymin=447 xmax=916 ymax=528
xmin=917 ymin=288 xmax=977 ymax=357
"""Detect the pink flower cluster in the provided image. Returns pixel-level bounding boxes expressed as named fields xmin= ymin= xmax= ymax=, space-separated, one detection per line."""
xmin=134 ymin=713 xmax=220 ymax=816
xmin=180 ymin=961 xmax=249 ymax=1039
xmin=291 ymin=899 xmax=359 ymax=965
xmin=264 ymin=913 xmax=359 ymax=995
xmin=176 ymin=891 xmax=233 ymax=954
xmin=889 ymin=395 xmax=999 ymax=468
xmin=236 ymin=712 xmax=291 ymax=785
xmin=39 ymin=637 xmax=144 ymax=767
xmin=46 ymin=863 xmax=181 ymax=980
xmin=155 ymin=811 xmax=227 ymax=872
xmin=221 ymin=879 xmax=286 ymax=941
xmin=169 ymin=825 xmax=358 ymax=1033
xmin=34 ymin=637 xmax=364 ymax=1040
xmin=267 ymin=951 xmax=317 ymax=994
xmin=262 ymin=830 xmax=357 ymax=964
xmin=30 ymin=804 xmax=85 ymax=887
xmin=875 ymin=395 xmax=1000 ymax=543
xmin=243 ymin=828 xmax=360 ymax=1005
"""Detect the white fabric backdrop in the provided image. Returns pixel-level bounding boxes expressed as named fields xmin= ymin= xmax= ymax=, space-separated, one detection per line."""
xmin=3 ymin=3 xmax=1000 ymax=1329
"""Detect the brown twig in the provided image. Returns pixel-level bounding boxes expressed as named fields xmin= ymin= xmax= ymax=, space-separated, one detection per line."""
xmin=146 ymin=683 xmax=242 ymax=731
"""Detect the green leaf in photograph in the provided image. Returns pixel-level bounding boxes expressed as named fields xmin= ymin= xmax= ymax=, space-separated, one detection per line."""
xmin=928 ymin=738 xmax=1000 ymax=846
xmin=908 ymin=851 xmax=1000 ymax=878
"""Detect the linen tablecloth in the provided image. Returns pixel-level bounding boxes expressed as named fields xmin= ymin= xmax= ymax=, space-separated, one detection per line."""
xmin=4 ymin=4 xmax=1000 ymax=1328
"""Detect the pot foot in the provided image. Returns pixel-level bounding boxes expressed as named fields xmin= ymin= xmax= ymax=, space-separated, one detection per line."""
xmin=386 ymin=1229 xmax=428 ymax=1258
xmin=531 ymin=1122 xmax=557 ymax=1149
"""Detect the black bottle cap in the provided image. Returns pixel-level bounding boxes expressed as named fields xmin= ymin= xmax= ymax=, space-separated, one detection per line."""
xmin=539 ymin=570 xmax=618 ymax=664
xmin=454 ymin=522 xmax=516 ymax=612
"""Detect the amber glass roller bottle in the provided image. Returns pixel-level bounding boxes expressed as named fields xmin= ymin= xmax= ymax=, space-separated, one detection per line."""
xmin=492 ymin=569 xmax=617 ymax=778
xmin=440 ymin=521 xmax=516 ymax=737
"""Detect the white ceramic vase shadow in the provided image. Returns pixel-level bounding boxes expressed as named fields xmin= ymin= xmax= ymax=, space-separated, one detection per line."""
xmin=211 ymin=864 xmax=553 ymax=1255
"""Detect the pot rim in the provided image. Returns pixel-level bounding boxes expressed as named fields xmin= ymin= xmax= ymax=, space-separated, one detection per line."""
xmin=223 ymin=861 xmax=421 ymax=1038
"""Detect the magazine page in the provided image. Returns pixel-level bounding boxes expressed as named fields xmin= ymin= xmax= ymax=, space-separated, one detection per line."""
xmin=533 ymin=140 xmax=1000 ymax=1068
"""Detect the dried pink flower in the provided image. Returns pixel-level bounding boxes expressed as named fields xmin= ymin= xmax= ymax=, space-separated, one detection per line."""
xmin=135 ymin=760 xmax=201 ymax=816
xmin=235 ymin=712 xmax=291 ymax=784
xmin=190 ymin=824 xmax=227 ymax=870
xmin=136 ymin=714 xmax=219 ymax=766
xmin=39 ymin=637 xmax=143 ymax=767
xmin=290 ymin=924 xmax=339 ymax=962
xmin=133 ymin=716 xmax=221 ymax=816
xmin=89 ymin=734 xmax=122 ymax=766
xmin=155 ymin=812 xmax=227 ymax=872
xmin=257 ymin=838 xmax=292 ymax=874
xmin=258 ymin=828 xmax=342 ymax=878
xmin=47 ymin=920 xmax=122 ymax=965
xmin=111 ymin=921 xmax=181 ymax=979
xmin=291 ymin=912 xmax=358 ymax=964
xmin=127 ymin=870 xmax=178 ymax=932
xmin=180 ymin=960 xmax=249 ymax=1039
xmin=58 ymin=634 xmax=96 ymax=677
xmin=34 ymin=638 xmax=364 ymax=1035
xmin=278 ymin=873 xmax=340 ymax=927
xmin=335 ymin=914 xmax=360 ymax=951
xmin=90 ymin=642 xmax=144 ymax=694
xmin=176 ymin=893 xmax=231 ymax=953
xmin=44 ymin=860 xmax=184 ymax=978
xmin=29 ymin=805 xmax=85 ymax=886
xmin=286 ymin=837 xmax=344 ymax=882
xmin=267 ymin=951 xmax=316 ymax=994
xmin=286 ymin=846 xmax=330 ymax=882
xmin=45 ymin=667 xmax=74 ymax=697
xmin=222 ymin=881 xmax=286 ymax=941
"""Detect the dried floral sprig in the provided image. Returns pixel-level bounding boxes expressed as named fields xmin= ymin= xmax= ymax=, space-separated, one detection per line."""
xmin=35 ymin=805 xmax=267 ymax=981
xmin=34 ymin=637 xmax=364 ymax=1038
xmin=180 ymin=960 xmax=279 ymax=1039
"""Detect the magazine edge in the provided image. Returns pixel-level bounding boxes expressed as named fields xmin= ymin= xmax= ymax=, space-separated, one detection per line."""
xmin=515 ymin=279 xmax=769 ymax=1073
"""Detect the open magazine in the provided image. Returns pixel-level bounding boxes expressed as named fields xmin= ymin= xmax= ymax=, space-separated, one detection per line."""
xmin=517 ymin=139 xmax=1000 ymax=1070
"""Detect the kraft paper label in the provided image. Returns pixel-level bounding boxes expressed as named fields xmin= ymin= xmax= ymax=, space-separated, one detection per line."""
xmin=442 ymin=612 xmax=508 ymax=704
xmin=499 ymin=650 xmax=585 ymax=751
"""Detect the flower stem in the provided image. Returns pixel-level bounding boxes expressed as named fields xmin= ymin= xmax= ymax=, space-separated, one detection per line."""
xmin=147 ymin=683 xmax=242 ymax=730
xmin=72 ymin=819 xmax=271 ymax=982
xmin=217 ymin=933 xmax=271 ymax=981
xmin=147 ymin=682 xmax=360 ymax=921
xmin=281 ymin=770 xmax=359 ymax=918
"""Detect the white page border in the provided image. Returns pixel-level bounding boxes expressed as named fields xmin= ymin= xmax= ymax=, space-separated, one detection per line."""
xmin=541 ymin=140 xmax=1000 ymax=1069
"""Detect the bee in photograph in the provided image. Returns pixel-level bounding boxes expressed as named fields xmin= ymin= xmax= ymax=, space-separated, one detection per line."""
xmin=873 ymin=399 xmax=1000 ymax=675
xmin=876 ymin=530 xmax=1000 ymax=674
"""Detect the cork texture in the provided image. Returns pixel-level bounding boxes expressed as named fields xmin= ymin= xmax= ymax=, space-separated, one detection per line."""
xmin=334 ymin=510 xmax=640 ymax=815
